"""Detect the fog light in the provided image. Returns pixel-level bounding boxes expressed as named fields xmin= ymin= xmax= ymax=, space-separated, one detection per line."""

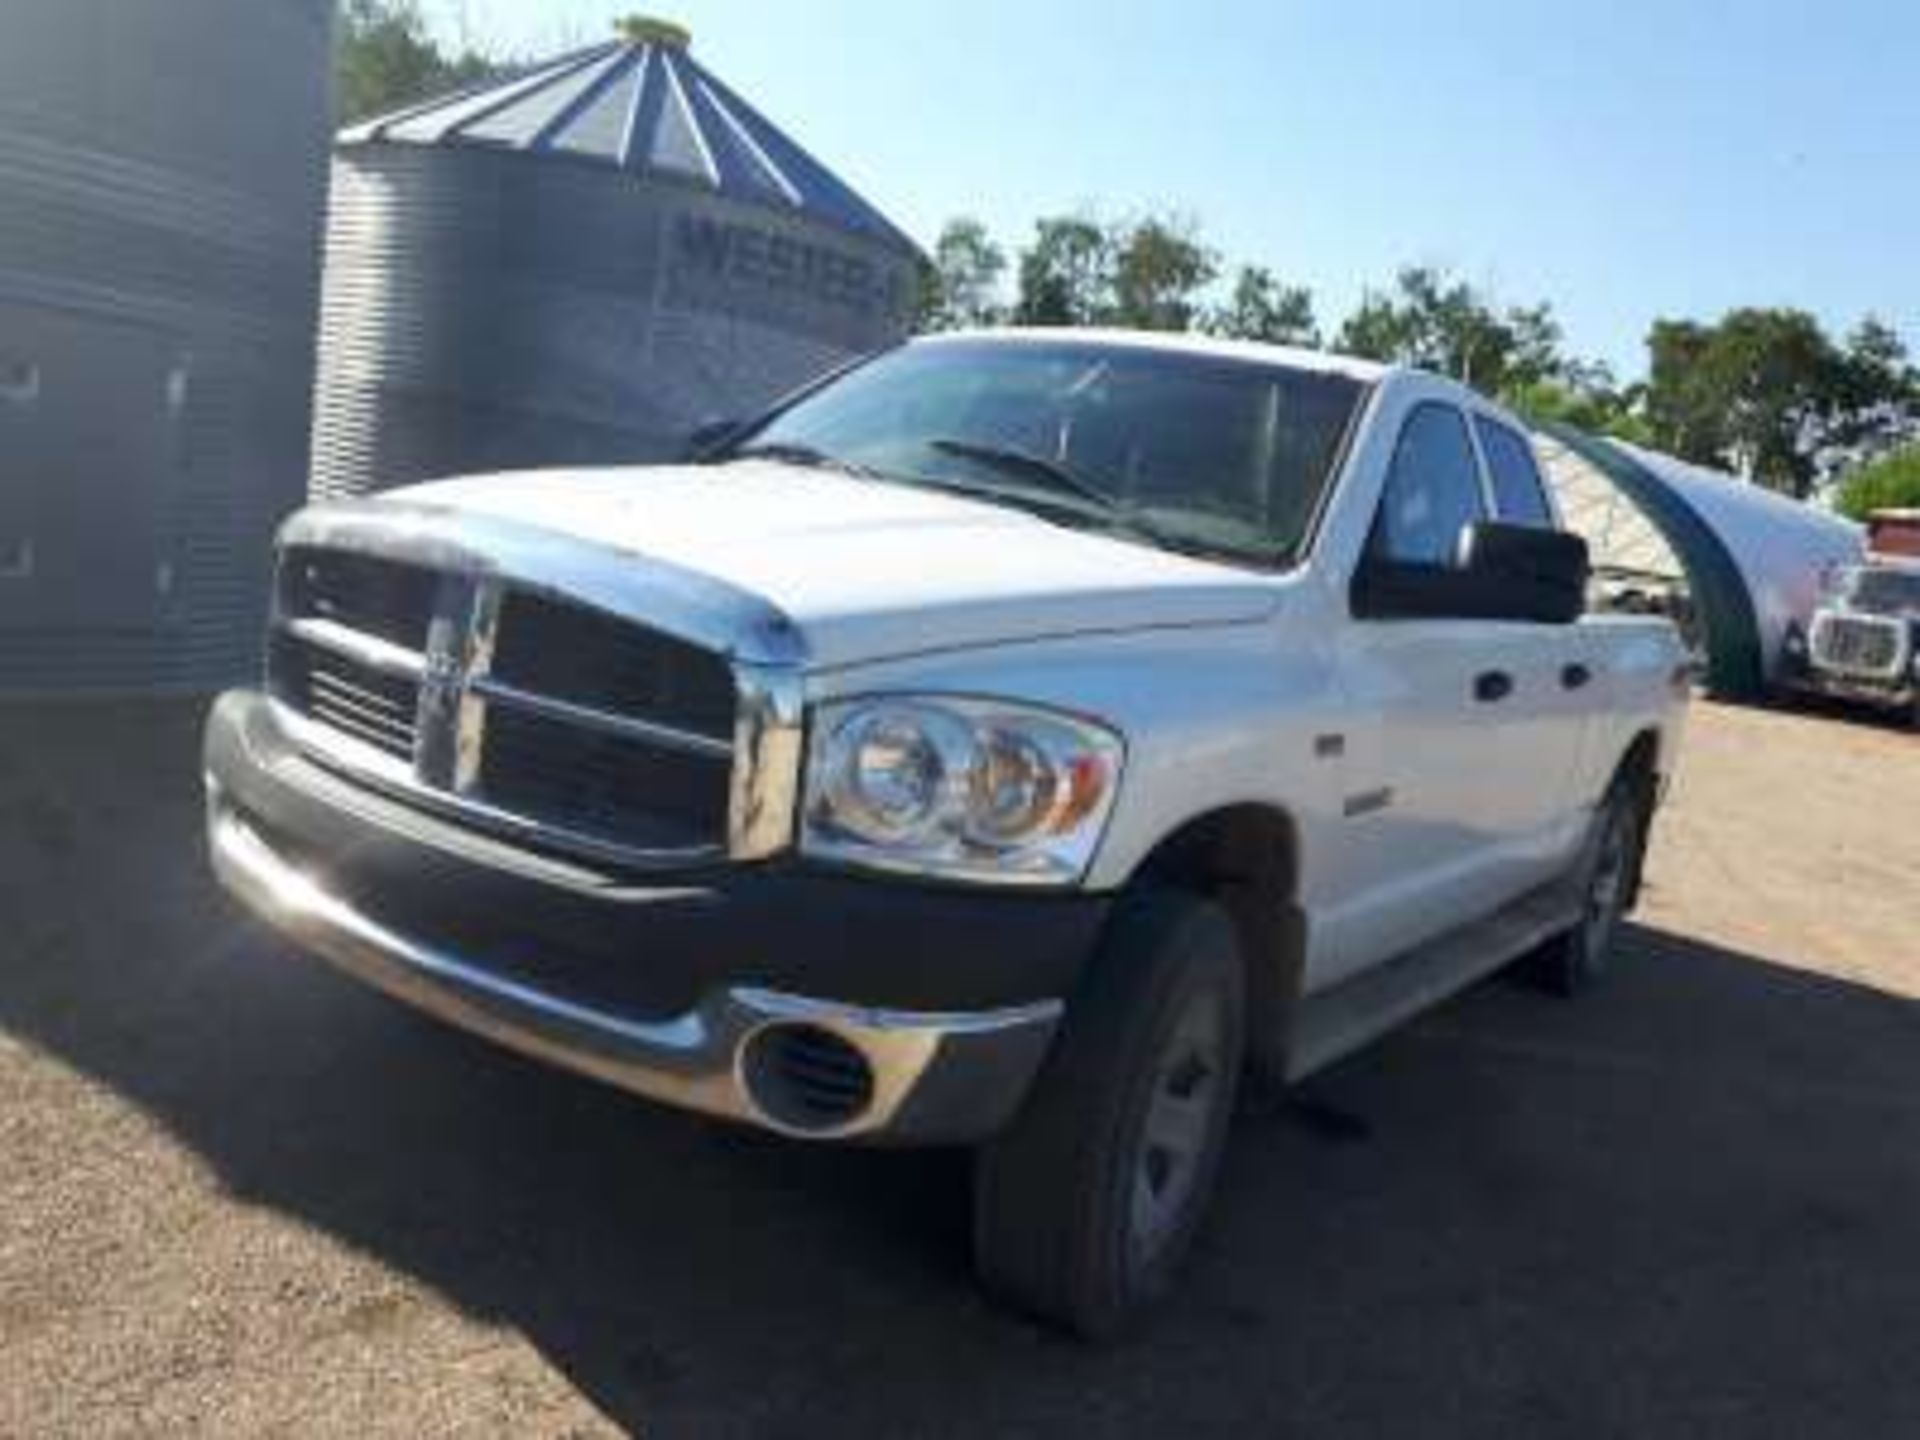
xmin=740 ymin=1023 xmax=876 ymax=1134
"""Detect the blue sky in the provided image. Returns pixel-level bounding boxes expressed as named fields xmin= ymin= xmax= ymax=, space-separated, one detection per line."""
xmin=424 ymin=1 xmax=1917 ymax=380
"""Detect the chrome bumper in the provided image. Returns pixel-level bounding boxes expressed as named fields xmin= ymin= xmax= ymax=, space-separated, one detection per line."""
xmin=208 ymin=803 xmax=1061 ymax=1145
xmin=1782 ymin=668 xmax=1915 ymax=710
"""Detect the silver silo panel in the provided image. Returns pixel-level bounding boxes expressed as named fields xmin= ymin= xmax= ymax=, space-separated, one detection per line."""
xmin=0 ymin=0 xmax=333 ymax=694
xmin=311 ymin=35 xmax=924 ymax=500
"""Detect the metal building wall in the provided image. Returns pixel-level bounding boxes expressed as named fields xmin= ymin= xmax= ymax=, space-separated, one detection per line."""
xmin=310 ymin=41 xmax=923 ymax=501
xmin=0 ymin=0 xmax=332 ymax=693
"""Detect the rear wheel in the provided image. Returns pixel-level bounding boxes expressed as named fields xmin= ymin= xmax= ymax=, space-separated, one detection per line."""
xmin=1527 ymin=778 xmax=1647 ymax=996
xmin=972 ymin=890 xmax=1244 ymax=1340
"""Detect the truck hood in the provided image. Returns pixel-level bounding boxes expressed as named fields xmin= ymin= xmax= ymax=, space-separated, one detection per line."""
xmin=391 ymin=462 xmax=1281 ymax=668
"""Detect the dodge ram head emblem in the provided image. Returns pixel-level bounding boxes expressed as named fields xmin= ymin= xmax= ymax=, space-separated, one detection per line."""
xmin=414 ymin=589 xmax=488 ymax=790
xmin=421 ymin=625 xmax=466 ymax=691
xmin=408 ymin=577 xmax=503 ymax=792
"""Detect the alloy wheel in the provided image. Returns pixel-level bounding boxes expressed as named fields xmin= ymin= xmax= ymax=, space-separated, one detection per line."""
xmin=1128 ymin=987 xmax=1227 ymax=1266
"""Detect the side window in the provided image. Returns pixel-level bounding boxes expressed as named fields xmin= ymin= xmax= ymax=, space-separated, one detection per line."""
xmin=1369 ymin=403 xmax=1485 ymax=567
xmin=1474 ymin=416 xmax=1554 ymax=527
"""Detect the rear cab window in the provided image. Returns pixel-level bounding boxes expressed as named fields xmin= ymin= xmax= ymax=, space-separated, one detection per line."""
xmin=1473 ymin=415 xmax=1555 ymax=527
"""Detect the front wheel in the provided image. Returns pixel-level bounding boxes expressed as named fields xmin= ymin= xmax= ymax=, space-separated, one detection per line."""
xmin=971 ymin=891 xmax=1245 ymax=1340
xmin=1527 ymin=778 xmax=1647 ymax=996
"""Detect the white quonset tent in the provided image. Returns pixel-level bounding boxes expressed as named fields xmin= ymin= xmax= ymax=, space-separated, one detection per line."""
xmin=1536 ymin=425 xmax=1864 ymax=699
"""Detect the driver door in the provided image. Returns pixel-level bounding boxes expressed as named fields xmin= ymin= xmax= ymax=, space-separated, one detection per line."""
xmin=1318 ymin=401 xmax=1575 ymax=988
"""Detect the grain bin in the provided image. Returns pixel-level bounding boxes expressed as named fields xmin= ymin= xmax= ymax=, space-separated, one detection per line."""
xmin=0 ymin=0 xmax=333 ymax=694
xmin=310 ymin=24 xmax=924 ymax=501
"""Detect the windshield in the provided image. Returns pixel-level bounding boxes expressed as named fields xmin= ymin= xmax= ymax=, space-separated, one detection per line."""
xmin=1837 ymin=565 xmax=1920 ymax=615
xmin=724 ymin=340 xmax=1368 ymax=568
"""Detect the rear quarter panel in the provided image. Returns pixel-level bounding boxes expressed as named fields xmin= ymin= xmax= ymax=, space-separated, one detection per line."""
xmin=1580 ymin=613 xmax=1689 ymax=807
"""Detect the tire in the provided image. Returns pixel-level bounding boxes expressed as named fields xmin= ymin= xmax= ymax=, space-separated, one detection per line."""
xmin=1526 ymin=775 xmax=1649 ymax=997
xmin=972 ymin=890 xmax=1245 ymax=1340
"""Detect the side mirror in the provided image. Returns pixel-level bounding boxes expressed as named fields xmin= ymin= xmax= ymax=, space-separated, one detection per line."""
xmin=684 ymin=417 xmax=745 ymax=461
xmin=1456 ymin=521 xmax=1590 ymax=624
xmin=1354 ymin=521 xmax=1589 ymax=624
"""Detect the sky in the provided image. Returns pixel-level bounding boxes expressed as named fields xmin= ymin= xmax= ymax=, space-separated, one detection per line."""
xmin=422 ymin=0 xmax=1918 ymax=381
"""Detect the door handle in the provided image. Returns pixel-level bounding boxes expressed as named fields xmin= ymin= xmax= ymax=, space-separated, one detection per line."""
xmin=1561 ymin=662 xmax=1593 ymax=691
xmin=1473 ymin=670 xmax=1513 ymax=703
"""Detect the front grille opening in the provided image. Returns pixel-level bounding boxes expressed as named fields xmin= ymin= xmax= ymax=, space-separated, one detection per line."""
xmin=741 ymin=1024 xmax=877 ymax=1133
xmin=491 ymin=591 xmax=736 ymax=742
xmin=268 ymin=547 xmax=745 ymax=861
xmin=478 ymin=705 xmax=731 ymax=852
xmin=279 ymin=547 xmax=440 ymax=650
xmin=270 ymin=633 xmax=419 ymax=763
xmin=1815 ymin=616 xmax=1901 ymax=673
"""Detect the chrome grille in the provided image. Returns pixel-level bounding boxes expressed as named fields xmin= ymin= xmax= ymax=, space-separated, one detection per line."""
xmin=478 ymin=706 xmax=731 ymax=852
xmin=273 ymin=634 xmax=420 ymax=764
xmin=1811 ymin=613 xmax=1906 ymax=678
xmin=492 ymin=591 xmax=736 ymax=742
xmin=267 ymin=546 xmax=745 ymax=864
xmin=278 ymin=547 xmax=438 ymax=651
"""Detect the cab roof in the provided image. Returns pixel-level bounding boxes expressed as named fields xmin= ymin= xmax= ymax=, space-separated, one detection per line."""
xmin=918 ymin=327 xmax=1394 ymax=386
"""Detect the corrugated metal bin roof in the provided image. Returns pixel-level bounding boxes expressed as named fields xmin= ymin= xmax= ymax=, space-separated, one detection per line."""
xmin=339 ymin=36 xmax=919 ymax=256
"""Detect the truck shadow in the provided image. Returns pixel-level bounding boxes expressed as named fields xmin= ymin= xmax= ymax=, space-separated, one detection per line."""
xmin=1760 ymin=690 xmax=1918 ymax=736
xmin=4 ymin=701 xmax=1918 ymax=1437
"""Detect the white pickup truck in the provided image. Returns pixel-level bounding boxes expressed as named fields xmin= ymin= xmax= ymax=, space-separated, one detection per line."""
xmin=205 ymin=330 xmax=1687 ymax=1336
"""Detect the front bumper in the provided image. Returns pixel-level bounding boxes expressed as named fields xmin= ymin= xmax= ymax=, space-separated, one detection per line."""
xmin=205 ymin=690 xmax=1100 ymax=1144
xmin=1779 ymin=658 xmax=1915 ymax=712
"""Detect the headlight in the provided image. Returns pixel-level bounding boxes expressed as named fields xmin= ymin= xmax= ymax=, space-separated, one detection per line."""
xmin=803 ymin=697 xmax=1123 ymax=885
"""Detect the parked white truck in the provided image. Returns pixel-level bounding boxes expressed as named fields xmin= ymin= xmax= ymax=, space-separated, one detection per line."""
xmin=205 ymin=331 xmax=1688 ymax=1336
xmin=1781 ymin=557 xmax=1920 ymax=726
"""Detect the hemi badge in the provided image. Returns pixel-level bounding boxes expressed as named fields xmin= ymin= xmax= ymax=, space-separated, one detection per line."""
xmin=1343 ymin=787 xmax=1393 ymax=819
xmin=1314 ymin=733 xmax=1346 ymax=759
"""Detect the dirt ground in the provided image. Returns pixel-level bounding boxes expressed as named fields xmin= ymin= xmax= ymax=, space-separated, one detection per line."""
xmin=1 ymin=697 xmax=1916 ymax=1438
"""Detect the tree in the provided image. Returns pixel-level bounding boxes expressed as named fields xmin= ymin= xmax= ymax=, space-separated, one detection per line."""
xmin=1844 ymin=315 xmax=1910 ymax=381
xmin=919 ymin=218 xmax=1008 ymax=331
xmin=1336 ymin=291 xmax=1410 ymax=365
xmin=1834 ymin=446 xmax=1920 ymax=522
xmin=1641 ymin=319 xmax=1713 ymax=464
xmin=1507 ymin=367 xmax=1655 ymax=448
xmin=1500 ymin=302 xmax=1566 ymax=392
xmin=1334 ymin=266 xmax=1567 ymax=396
xmin=1710 ymin=309 xmax=1844 ymax=493
xmin=1013 ymin=216 xmax=1113 ymax=327
xmin=1642 ymin=309 xmax=1920 ymax=496
xmin=1110 ymin=215 xmax=1216 ymax=332
xmin=336 ymin=0 xmax=499 ymax=124
xmin=1825 ymin=315 xmax=1919 ymax=459
xmin=1206 ymin=266 xmax=1318 ymax=347
xmin=1011 ymin=212 xmax=1216 ymax=331
xmin=1644 ymin=309 xmax=1848 ymax=496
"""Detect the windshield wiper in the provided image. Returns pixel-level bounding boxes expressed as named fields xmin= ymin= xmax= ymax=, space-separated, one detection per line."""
xmin=927 ymin=437 xmax=1122 ymax=514
xmin=727 ymin=440 xmax=877 ymax=479
xmin=925 ymin=436 xmax=1236 ymax=558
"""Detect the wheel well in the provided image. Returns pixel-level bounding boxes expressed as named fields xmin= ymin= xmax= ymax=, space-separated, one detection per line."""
xmin=1610 ymin=729 xmax=1662 ymax=906
xmin=1132 ymin=805 xmax=1303 ymax=1082
xmin=1615 ymin=729 xmax=1662 ymax=804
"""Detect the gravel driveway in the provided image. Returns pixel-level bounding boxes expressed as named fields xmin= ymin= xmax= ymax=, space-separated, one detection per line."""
xmin=2 ymin=697 xmax=1916 ymax=1437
